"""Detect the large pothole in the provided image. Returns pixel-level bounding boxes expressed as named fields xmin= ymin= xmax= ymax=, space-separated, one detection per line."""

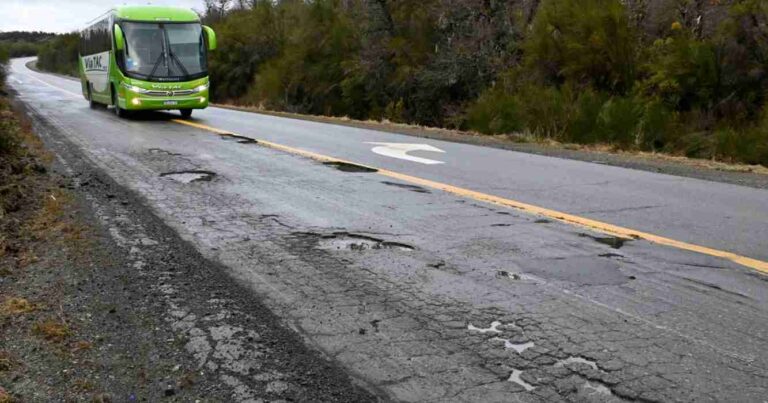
xmin=309 ymin=232 xmax=414 ymax=251
xmin=578 ymin=233 xmax=631 ymax=249
xmin=323 ymin=161 xmax=378 ymax=173
xmin=160 ymin=170 xmax=217 ymax=184
xmin=219 ymin=133 xmax=259 ymax=144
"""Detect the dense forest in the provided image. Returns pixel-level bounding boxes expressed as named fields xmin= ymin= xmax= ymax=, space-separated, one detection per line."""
xmin=16 ymin=0 xmax=768 ymax=166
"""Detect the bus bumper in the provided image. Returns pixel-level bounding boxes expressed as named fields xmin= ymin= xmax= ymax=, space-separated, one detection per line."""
xmin=120 ymin=93 xmax=210 ymax=111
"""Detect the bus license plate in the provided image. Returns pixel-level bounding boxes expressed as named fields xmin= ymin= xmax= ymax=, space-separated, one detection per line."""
xmin=163 ymin=101 xmax=178 ymax=106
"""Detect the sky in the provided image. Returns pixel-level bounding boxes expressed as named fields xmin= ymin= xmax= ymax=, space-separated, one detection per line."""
xmin=0 ymin=1 xmax=206 ymax=33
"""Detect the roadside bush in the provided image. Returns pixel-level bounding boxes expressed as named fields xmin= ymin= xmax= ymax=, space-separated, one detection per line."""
xmin=465 ymin=86 xmax=522 ymax=135
xmin=246 ymin=0 xmax=360 ymax=116
xmin=565 ymin=88 xmax=607 ymax=144
xmin=37 ymin=33 xmax=79 ymax=76
xmin=638 ymin=100 xmax=676 ymax=151
xmin=714 ymin=114 xmax=768 ymax=165
xmin=0 ymin=96 xmax=20 ymax=156
xmin=208 ymin=2 xmax=285 ymax=102
xmin=516 ymin=83 xmax=572 ymax=139
xmin=596 ymin=96 xmax=643 ymax=148
xmin=525 ymin=0 xmax=638 ymax=93
xmin=641 ymin=33 xmax=721 ymax=113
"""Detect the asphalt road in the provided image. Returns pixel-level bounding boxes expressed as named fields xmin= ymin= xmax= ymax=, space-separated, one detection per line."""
xmin=9 ymin=57 xmax=768 ymax=402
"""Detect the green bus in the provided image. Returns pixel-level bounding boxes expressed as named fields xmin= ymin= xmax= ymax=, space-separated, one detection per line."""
xmin=79 ymin=6 xmax=216 ymax=118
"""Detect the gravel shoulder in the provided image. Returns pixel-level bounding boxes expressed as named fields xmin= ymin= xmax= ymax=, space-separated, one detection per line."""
xmin=0 ymin=91 xmax=377 ymax=402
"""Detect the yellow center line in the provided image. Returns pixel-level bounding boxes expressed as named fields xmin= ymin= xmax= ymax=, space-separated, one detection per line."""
xmin=172 ymin=118 xmax=768 ymax=275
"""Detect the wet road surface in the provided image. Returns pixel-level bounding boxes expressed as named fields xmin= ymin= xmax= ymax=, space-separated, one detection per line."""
xmin=9 ymin=57 xmax=768 ymax=402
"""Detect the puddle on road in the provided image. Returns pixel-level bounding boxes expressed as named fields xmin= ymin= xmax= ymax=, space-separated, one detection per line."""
xmin=323 ymin=161 xmax=378 ymax=173
xmin=316 ymin=232 xmax=414 ymax=251
xmin=381 ymin=181 xmax=431 ymax=194
xmin=467 ymin=321 xmax=503 ymax=334
xmin=579 ymin=233 xmax=631 ymax=249
xmin=219 ymin=133 xmax=259 ymax=144
xmin=160 ymin=170 xmax=217 ymax=184
xmin=508 ymin=369 xmax=536 ymax=391
xmin=491 ymin=338 xmax=534 ymax=354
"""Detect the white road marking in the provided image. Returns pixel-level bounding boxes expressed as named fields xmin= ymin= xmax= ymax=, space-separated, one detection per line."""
xmin=366 ymin=142 xmax=445 ymax=165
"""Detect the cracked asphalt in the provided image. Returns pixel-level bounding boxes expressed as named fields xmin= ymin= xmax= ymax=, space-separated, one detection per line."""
xmin=9 ymin=57 xmax=768 ymax=402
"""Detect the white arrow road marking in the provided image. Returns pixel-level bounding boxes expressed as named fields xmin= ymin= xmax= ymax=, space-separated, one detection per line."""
xmin=366 ymin=142 xmax=446 ymax=165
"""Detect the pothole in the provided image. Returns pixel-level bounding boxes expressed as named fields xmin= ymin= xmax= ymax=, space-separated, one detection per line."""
xmin=508 ymin=369 xmax=535 ymax=391
xmin=381 ymin=181 xmax=431 ymax=194
xmin=496 ymin=271 xmax=521 ymax=280
xmin=148 ymin=148 xmax=182 ymax=156
xmin=219 ymin=133 xmax=259 ymax=144
xmin=578 ymin=233 xmax=630 ymax=249
xmin=534 ymin=218 xmax=552 ymax=224
xmin=160 ymin=170 xmax=217 ymax=184
xmin=323 ymin=161 xmax=378 ymax=173
xmin=554 ymin=356 xmax=599 ymax=371
xmin=316 ymin=232 xmax=414 ymax=251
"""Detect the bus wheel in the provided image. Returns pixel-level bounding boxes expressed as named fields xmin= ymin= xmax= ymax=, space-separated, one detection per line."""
xmin=87 ymin=84 xmax=98 ymax=109
xmin=112 ymin=87 xmax=129 ymax=118
xmin=180 ymin=109 xmax=192 ymax=119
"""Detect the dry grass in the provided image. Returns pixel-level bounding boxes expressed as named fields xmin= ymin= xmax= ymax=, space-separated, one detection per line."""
xmin=0 ymin=387 xmax=13 ymax=403
xmin=0 ymin=297 xmax=37 ymax=316
xmin=27 ymin=191 xmax=83 ymax=242
xmin=71 ymin=340 xmax=93 ymax=353
xmin=72 ymin=378 xmax=96 ymax=392
xmin=32 ymin=319 xmax=70 ymax=343
xmin=0 ymin=351 xmax=13 ymax=372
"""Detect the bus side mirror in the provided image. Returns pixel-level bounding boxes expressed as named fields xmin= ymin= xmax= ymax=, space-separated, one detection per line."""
xmin=203 ymin=26 xmax=217 ymax=51
xmin=114 ymin=24 xmax=125 ymax=51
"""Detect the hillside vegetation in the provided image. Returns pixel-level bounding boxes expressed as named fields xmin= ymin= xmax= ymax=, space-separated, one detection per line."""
xmin=35 ymin=34 xmax=79 ymax=76
xmin=29 ymin=0 xmax=768 ymax=167
xmin=0 ymin=31 xmax=55 ymax=59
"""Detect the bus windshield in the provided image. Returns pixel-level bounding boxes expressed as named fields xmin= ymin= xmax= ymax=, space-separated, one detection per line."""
xmin=121 ymin=22 xmax=206 ymax=81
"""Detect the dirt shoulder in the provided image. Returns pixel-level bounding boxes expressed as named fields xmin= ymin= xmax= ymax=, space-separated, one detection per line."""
xmin=0 ymin=89 xmax=376 ymax=401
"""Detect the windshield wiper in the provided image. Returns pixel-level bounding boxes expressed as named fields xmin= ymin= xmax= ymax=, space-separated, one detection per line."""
xmin=146 ymin=52 xmax=166 ymax=82
xmin=168 ymin=50 xmax=190 ymax=79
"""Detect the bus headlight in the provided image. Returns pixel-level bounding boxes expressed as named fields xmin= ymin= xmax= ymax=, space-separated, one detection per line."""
xmin=122 ymin=83 xmax=149 ymax=94
xmin=193 ymin=83 xmax=209 ymax=93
